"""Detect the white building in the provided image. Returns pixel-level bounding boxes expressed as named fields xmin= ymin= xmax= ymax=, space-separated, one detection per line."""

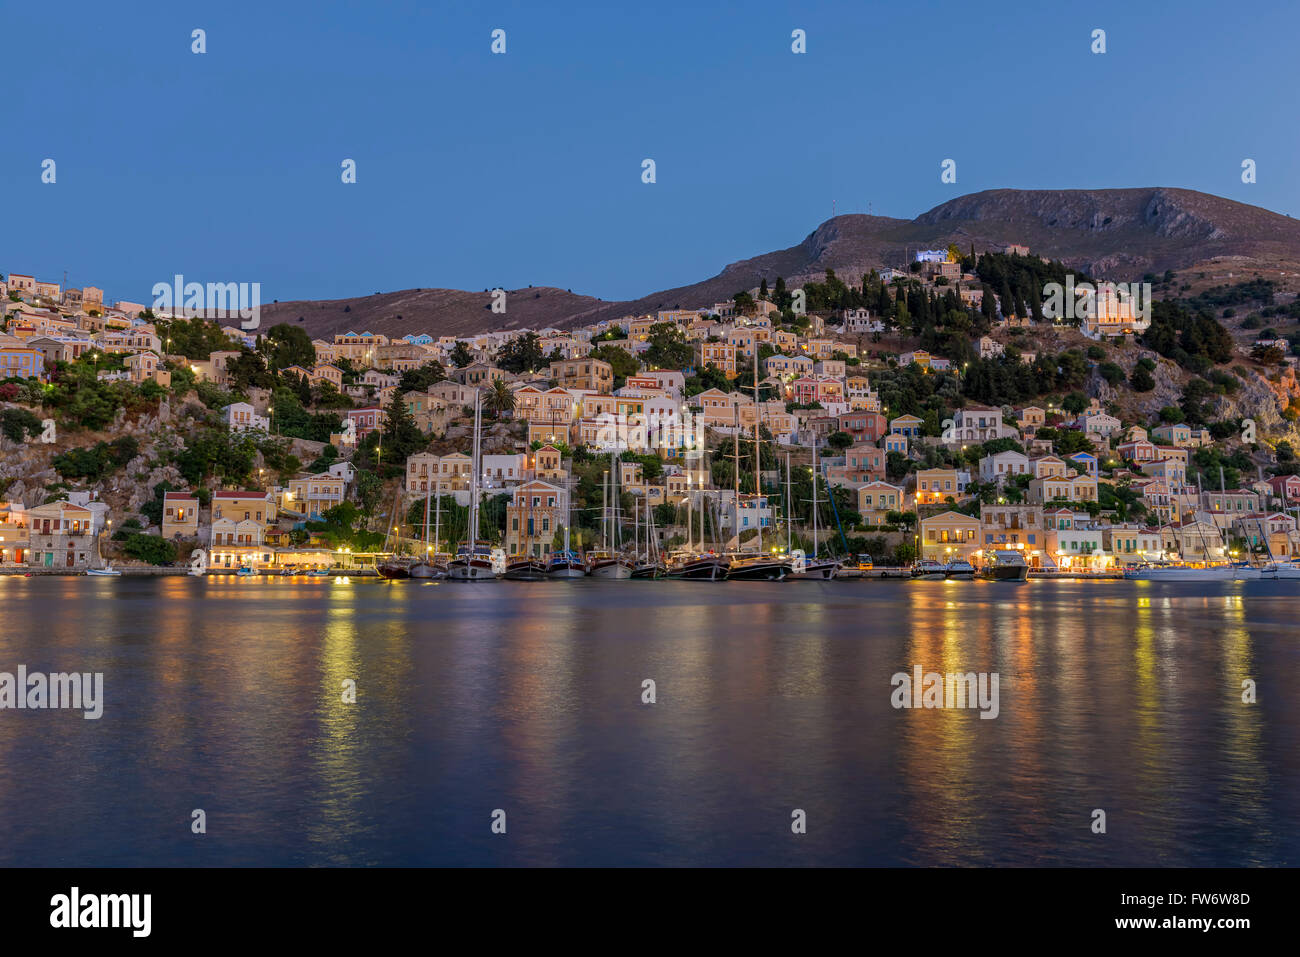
xmin=223 ymin=402 xmax=270 ymax=433
xmin=979 ymin=450 xmax=1030 ymax=485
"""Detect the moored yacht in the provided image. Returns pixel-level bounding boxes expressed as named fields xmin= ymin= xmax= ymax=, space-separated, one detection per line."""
xmin=587 ymin=550 xmax=635 ymax=579
xmin=377 ymin=557 xmax=413 ymax=580
xmin=911 ymin=559 xmax=947 ymax=580
xmin=667 ymin=552 xmax=729 ymax=581
xmin=446 ymin=542 xmax=498 ymax=581
xmin=503 ymin=555 xmax=548 ymax=581
xmin=547 ymin=549 xmax=587 ymax=579
xmin=725 ymin=554 xmax=790 ymax=581
xmin=944 ymin=559 xmax=976 ymax=579
xmin=788 ymin=556 xmax=841 ymax=580
xmin=1261 ymin=558 xmax=1300 ymax=579
xmin=978 ymin=550 xmax=1029 ymax=581
xmin=409 ymin=551 xmax=449 ymax=579
xmin=1124 ymin=561 xmax=1240 ymax=581
xmin=631 ymin=558 xmax=668 ymax=579
xmin=446 ymin=394 xmax=498 ymax=581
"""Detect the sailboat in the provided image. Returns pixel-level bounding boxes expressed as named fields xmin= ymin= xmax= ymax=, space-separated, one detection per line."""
xmin=725 ymin=389 xmax=788 ymax=581
xmin=788 ymin=443 xmax=841 ymax=580
xmin=409 ymin=480 xmax=446 ymax=579
xmin=666 ymin=456 xmax=728 ymax=580
xmin=446 ymin=393 xmax=498 ymax=581
xmin=632 ymin=496 xmax=667 ymax=578
xmin=377 ymin=485 xmax=413 ymax=580
xmin=1126 ymin=475 xmax=1247 ymax=580
xmin=87 ymin=519 xmax=123 ymax=575
xmin=504 ymin=486 xmax=548 ymax=580
xmin=1261 ymin=558 xmax=1300 ymax=579
xmin=548 ymin=472 xmax=586 ymax=579
xmin=588 ymin=457 xmax=634 ymax=579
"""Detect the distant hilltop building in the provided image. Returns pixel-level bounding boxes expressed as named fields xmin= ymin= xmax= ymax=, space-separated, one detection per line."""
xmin=1004 ymin=244 xmax=1030 ymax=256
xmin=914 ymin=249 xmax=948 ymax=264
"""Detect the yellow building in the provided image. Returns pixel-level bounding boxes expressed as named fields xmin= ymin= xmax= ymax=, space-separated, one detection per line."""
xmin=919 ymin=510 xmax=981 ymax=563
xmin=549 ymin=358 xmax=613 ymax=394
xmin=694 ymin=341 xmax=737 ymax=378
xmin=914 ymin=468 xmax=969 ymax=506
xmin=161 ymin=491 xmax=199 ymax=540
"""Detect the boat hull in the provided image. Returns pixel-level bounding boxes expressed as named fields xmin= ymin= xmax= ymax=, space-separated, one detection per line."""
xmin=445 ymin=560 xmax=497 ymax=581
xmin=1262 ymin=562 xmax=1300 ymax=580
xmin=503 ymin=560 xmax=548 ymax=581
xmin=631 ymin=562 xmax=667 ymax=579
xmin=726 ymin=560 xmax=789 ymax=582
xmin=377 ymin=563 xmax=411 ymax=580
xmin=668 ymin=559 xmax=728 ymax=581
xmin=788 ymin=560 xmax=840 ymax=580
xmin=1125 ymin=567 xmax=1239 ymax=581
xmin=547 ymin=563 xmax=587 ymax=579
xmin=589 ymin=560 xmax=634 ymax=580
xmin=979 ymin=565 xmax=1029 ymax=581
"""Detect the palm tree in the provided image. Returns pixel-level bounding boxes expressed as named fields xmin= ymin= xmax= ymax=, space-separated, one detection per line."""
xmin=483 ymin=378 xmax=515 ymax=419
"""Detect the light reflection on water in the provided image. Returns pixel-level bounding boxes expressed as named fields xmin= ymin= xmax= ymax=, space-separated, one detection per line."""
xmin=0 ymin=576 xmax=1293 ymax=866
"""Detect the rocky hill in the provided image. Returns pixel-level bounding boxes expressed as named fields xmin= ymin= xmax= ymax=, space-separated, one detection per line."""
xmin=257 ymin=187 xmax=1300 ymax=340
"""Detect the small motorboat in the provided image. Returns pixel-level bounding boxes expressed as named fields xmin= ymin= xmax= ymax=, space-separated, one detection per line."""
xmin=235 ymin=565 xmax=257 ymax=577
xmin=944 ymin=559 xmax=976 ymax=579
xmin=86 ymin=565 xmax=122 ymax=577
xmin=911 ymin=559 xmax=947 ymax=580
xmin=306 ymin=567 xmax=333 ymax=577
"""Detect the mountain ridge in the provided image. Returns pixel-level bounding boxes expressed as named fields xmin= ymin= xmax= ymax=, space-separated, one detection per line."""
xmin=257 ymin=187 xmax=1300 ymax=340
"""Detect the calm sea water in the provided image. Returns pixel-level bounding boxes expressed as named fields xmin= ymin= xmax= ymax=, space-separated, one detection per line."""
xmin=0 ymin=576 xmax=1295 ymax=867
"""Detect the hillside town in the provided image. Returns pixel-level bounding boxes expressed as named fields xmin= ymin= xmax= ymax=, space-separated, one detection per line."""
xmin=3 ymin=244 xmax=1300 ymax=578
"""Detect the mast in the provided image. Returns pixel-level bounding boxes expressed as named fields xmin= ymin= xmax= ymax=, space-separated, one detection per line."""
xmin=612 ymin=453 xmax=621 ymax=550
xmin=422 ymin=479 xmax=431 ymax=558
xmin=433 ymin=484 xmax=441 ymax=556
xmin=733 ymin=405 xmax=741 ymax=551
xmin=753 ymin=354 xmax=762 ymax=553
xmin=469 ymin=392 xmax=481 ymax=547
xmin=562 ymin=472 xmax=572 ymax=557
xmin=785 ymin=452 xmax=792 ymax=554
xmin=811 ymin=440 xmax=820 ymax=558
xmin=686 ymin=482 xmax=692 ymax=552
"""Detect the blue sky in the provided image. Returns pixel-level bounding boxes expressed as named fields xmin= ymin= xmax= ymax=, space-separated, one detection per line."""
xmin=5 ymin=0 xmax=1298 ymax=306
